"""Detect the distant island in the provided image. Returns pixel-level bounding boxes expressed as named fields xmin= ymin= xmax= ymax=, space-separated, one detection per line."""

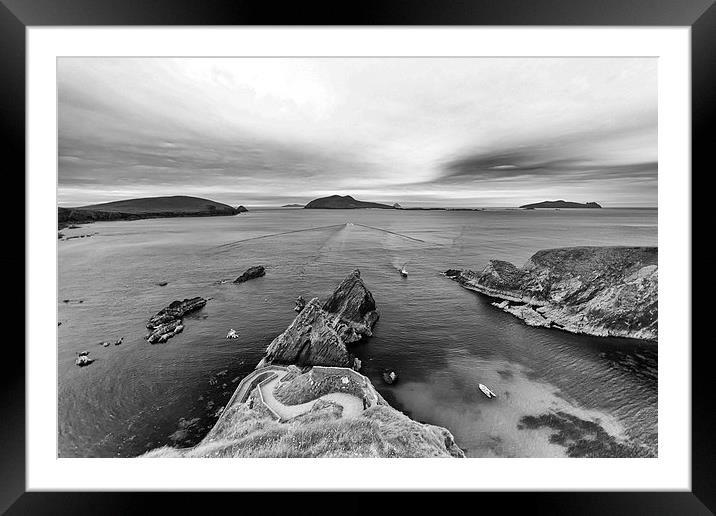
xmin=281 ymin=203 xmax=305 ymax=208
xmin=520 ymin=200 xmax=602 ymax=209
xmin=58 ymin=195 xmax=246 ymax=229
xmin=304 ymin=195 xmax=395 ymax=209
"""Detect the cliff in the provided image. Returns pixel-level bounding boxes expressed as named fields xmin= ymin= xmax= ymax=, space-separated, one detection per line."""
xmin=446 ymin=246 xmax=657 ymax=341
xmin=304 ymin=195 xmax=394 ymax=209
xmin=519 ymin=200 xmax=602 ymax=209
xmin=58 ymin=195 xmax=243 ymax=228
xmin=256 ymin=269 xmax=379 ymax=369
xmin=142 ymin=270 xmax=463 ymax=458
xmin=143 ymin=365 xmax=463 ymax=458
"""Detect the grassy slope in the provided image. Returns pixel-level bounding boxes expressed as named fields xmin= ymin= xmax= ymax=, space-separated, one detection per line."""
xmin=76 ymin=195 xmax=236 ymax=214
xmin=142 ymin=401 xmax=463 ymax=458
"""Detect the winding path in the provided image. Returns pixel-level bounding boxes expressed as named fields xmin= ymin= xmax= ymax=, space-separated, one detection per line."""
xmin=226 ymin=366 xmax=367 ymax=422
xmin=259 ymin=370 xmax=365 ymax=420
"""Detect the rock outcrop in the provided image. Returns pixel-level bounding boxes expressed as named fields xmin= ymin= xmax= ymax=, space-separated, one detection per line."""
xmin=146 ymin=297 xmax=207 ymax=343
xmin=233 ymin=265 xmax=265 ymax=283
xmin=256 ymin=269 xmax=379 ymax=369
xmin=321 ymin=269 xmax=379 ymax=344
xmin=446 ymin=246 xmax=657 ymax=341
xmin=141 ymin=268 xmax=465 ymax=458
xmin=143 ymin=365 xmax=464 ymax=458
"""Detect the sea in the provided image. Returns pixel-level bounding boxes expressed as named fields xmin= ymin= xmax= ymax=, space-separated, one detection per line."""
xmin=57 ymin=208 xmax=658 ymax=458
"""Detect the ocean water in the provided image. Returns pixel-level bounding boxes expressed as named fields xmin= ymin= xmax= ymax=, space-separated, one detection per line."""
xmin=57 ymin=208 xmax=658 ymax=458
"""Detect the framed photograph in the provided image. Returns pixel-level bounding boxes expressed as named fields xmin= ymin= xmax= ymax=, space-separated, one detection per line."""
xmin=9 ymin=0 xmax=712 ymax=512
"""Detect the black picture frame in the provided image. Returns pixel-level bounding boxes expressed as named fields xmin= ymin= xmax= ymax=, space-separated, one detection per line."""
xmin=6 ymin=0 xmax=713 ymax=513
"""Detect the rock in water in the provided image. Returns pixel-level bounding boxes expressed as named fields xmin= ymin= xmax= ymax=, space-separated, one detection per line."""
xmin=257 ymin=269 xmax=379 ymax=369
xmin=142 ymin=270 xmax=464 ymax=459
xmin=146 ymin=297 xmax=206 ymax=343
xmin=382 ymin=370 xmax=398 ymax=384
xmin=445 ymin=246 xmax=657 ymax=341
xmin=233 ymin=265 xmax=266 ymax=283
xmin=321 ymin=269 xmax=379 ymax=344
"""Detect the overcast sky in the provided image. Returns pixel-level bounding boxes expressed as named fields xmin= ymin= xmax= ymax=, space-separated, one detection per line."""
xmin=58 ymin=58 xmax=657 ymax=207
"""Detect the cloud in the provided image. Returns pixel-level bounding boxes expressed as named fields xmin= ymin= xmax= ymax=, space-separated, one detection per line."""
xmin=58 ymin=57 xmax=657 ymax=207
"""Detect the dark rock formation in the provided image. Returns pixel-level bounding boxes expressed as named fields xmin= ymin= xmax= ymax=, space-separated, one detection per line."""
xmin=304 ymin=195 xmax=395 ymax=209
xmin=382 ymin=370 xmax=398 ymax=385
xmin=257 ymin=269 xmax=379 ymax=369
xmin=281 ymin=203 xmax=305 ymax=208
xmin=392 ymin=203 xmax=402 ymax=209
xmin=76 ymin=351 xmax=93 ymax=367
xmin=146 ymin=297 xmax=206 ymax=343
xmin=446 ymin=246 xmax=657 ymax=340
xmin=519 ymin=200 xmax=602 ymax=209
xmin=322 ymin=269 xmax=379 ymax=344
xmin=233 ymin=265 xmax=266 ymax=283
xmin=236 ymin=205 xmax=248 ymax=213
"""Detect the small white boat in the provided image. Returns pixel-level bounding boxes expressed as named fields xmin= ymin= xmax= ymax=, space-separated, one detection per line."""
xmin=226 ymin=329 xmax=239 ymax=339
xmin=478 ymin=383 xmax=497 ymax=399
xmin=399 ymin=264 xmax=408 ymax=277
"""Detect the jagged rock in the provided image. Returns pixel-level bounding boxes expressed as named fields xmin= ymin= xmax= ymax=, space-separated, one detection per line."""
xmin=147 ymin=297 xmax=206 ymax=328
xmin=257 ymin=270 xmax=379 ymax=369
xmin=382 ymin=370 xmax=398 ymax=385
xmin=257 ymin=299 xmax=354 ymax=368
xmin=446 ymin=246 xmax=657 ymax=340
xmin=146 ymin=297 xmax=206 ymax=343
xmin=322 ymin=269 xmax=379 ymax=344
xmin=76 ymin=351 xmax=93 ymax=367
xmin=146 ymin=319 xmax=184 ymax=344
xmin=234 ymin=265 xmax=265 ymax=283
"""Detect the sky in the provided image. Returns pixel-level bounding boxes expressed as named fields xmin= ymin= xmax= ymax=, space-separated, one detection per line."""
xmin=58 ymin=58 xmax=657 ymax=207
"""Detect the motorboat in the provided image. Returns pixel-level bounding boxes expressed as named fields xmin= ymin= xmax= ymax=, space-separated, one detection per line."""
xmin=226 ymin=329 xmax=239 ymax=339
xmin=399 ymin=264 xmax=408 ymax=278
xmin=478 ymin=383 xmax=497 ymax=399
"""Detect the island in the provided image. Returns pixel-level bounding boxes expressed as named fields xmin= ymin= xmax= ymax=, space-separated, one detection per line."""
xmin=304 ymin=195 xmax=395 ymax=210
xmin=519 ymin=200 xmax=602 ymax=209
xmin=281 ymin=203 xmax=305 ymax=208
xmin=142 ymin=269 xmax=464 ymax=458
xmin=58 ymin=195 xmax=245 ymax=229
xmin=445 ymin=246 xmax=657 ymax=341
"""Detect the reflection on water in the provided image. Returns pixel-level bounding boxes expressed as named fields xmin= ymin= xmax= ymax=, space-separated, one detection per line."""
xmin=58 ymin=208 xmax=658 ymax=457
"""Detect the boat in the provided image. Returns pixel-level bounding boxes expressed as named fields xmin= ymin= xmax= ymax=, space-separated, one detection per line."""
xmin=226 ymin=329 xmax=239 ymax=339
xmin=478 ymin=383 xmax=497 ymax=399
xmin=399 ymin=264 xmax=408 ymax=277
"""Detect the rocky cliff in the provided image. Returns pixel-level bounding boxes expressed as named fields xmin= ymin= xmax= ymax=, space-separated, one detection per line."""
xmin=143 ymin=365 xmax=463 ymax=458
xmin=446 ymin=246 xmax=657 ymax=341
xmin=142 ymin=270 xmax=463 ymax=458
xmin=256 ymin=269 xmax=379 ymax=369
